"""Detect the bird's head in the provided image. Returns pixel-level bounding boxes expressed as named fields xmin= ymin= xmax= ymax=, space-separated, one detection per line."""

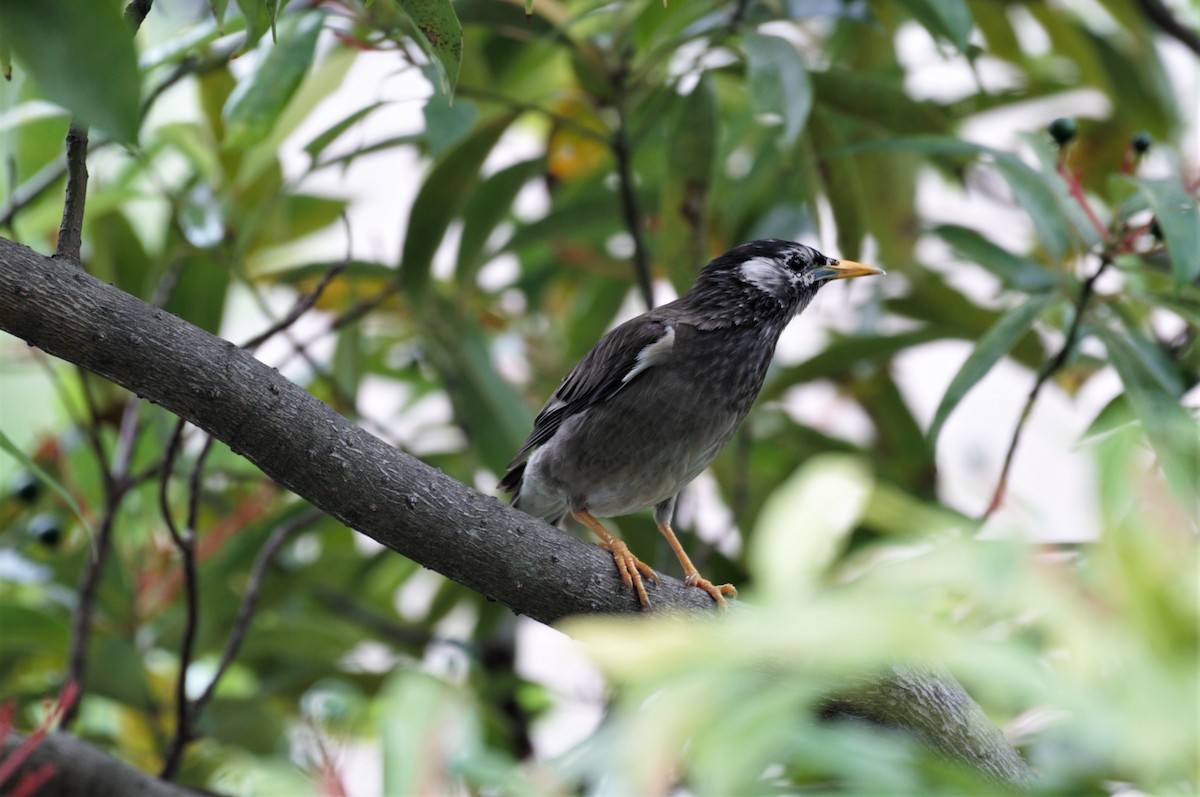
xmin=685 ymin=239 xmax=884 ymax=325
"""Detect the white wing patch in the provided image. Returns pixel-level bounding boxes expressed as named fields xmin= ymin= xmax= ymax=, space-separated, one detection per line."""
xmin=740 ymin=256 xmax=797 ymax=296
xmin=622 ymin=325 xmax=675 ymax=385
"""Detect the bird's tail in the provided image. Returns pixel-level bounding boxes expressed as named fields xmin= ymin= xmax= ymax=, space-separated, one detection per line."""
xmin=497 ymin=461 xmax=526 ymax=498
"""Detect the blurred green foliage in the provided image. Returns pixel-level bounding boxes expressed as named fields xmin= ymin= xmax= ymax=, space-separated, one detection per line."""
xmin=0 ymin=0 xmax=1196 ymax=793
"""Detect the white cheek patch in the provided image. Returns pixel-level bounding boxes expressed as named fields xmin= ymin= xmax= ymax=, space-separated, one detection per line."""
xmin=622 ymin=325 xmax=675 ymax=385
xmin=740 ymin=257 xmax=798 ymax=295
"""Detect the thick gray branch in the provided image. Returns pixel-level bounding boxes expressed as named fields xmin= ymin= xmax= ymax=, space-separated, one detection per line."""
xmin=1 ymin=733 xmax=207 ymax=797
xmin=0 ymin=237 xmax=1033 ymax=786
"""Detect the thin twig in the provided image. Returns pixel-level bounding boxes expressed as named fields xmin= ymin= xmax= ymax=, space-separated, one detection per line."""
xmin=190 ymin=509 xmax=323 ymax=716
xmin=329 ymin=283 xmax=400 ymax=331
xmin=1056 ymin=162 xmax=1109 ymax=242
xmin=611 ymin=94 xmax=654 ymax=309
xmin=61 ymin=400 xmax=142 ymax=727
xmin=1136 ymin=0 xmax=1200 ymax=54
xmin=54 ymin=123 xmax=89 ymax=264
xmin=312 ymin=586 xmax=473 ymax=654
xmin=241 ymin=258 xmax=347 ymax=351
xmin=158 ymin=421 xmax=200 ymax=781
xmin=76 ymin=372 xmax=111 ymax=488
xmin=984 ymin=257 xmax=1112 ymax=517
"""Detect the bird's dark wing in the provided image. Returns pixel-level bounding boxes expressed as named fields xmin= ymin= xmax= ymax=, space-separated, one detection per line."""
xmin=499 ymin=315 xmax=674 ymax=489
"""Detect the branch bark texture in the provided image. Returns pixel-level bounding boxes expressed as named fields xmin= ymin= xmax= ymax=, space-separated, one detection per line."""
xmin=1 ymin=733 xmax=207 ymax=797
xmin=0 ymin=237 xmax=1034 ymax=787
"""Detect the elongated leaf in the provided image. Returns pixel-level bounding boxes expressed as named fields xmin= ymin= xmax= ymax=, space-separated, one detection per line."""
xmin=455 ymin=157 xmax=546 ymax=290
xmin=223 ymin=12 xmax=323 ymax=149
xmin=397 ymin=0 xmax=462 ymax=96
xmin=423 ymin=92 xmax=477 ymax=156
xmin=1095 ymin=323 xmax=1198 ymax=504
xmin=235 ymin=0 xmax=271 ymax=51
xmin=0 ymin=427 xmax=94 ymax=540
xmin=660 ymin=75 xmax=716 ymax=292
xmin=887 ymin=270 xmax=1046 ymax=368
xmin=1131 ymin=177 xmax=1200 ymax=289
xmin=303 ymin=101 xmax=387 ymax=163
xmin=929 ymin=293 xmax=1057 ymax=445
xmin=862 ymin=369 xmax=938 ymax=496
xmin=744 ymin=32 xmax=812 ymax=147
xmin=763 ymin=327 xmax=963 ymax=402
xmin=837 ymin=137 xmax=1076 ymax=260
xmin=400 ymin=115 xmax=513 ymax=295
xmin=895 ymin=0 xmax=974 ymax=51
xmin=209 ymin=0 xmax=229 ymax=28
xmin=417 ymin=297 xmax=532 ymax=472
xmin=0 ymin=0 xmax=140 ymax=143
xmin=935 ymin=224 xmax=1059 ymax=291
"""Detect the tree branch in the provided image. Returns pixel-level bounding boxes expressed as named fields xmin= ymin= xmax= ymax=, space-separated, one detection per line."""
xmin=54 ymin=123 xmax=89 ymax=264
xmin=0 ymin=237 xmax=1033 ymax=786
xmin=1137 ymin=0 xmax=1200 ymax=54
xmin=986 ymin=255 xmax=1111 ymax=517
xmin=1 ymin=733 xmax=207 ymax=797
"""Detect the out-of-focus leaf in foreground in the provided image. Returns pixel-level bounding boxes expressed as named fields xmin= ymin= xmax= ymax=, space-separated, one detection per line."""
xmin=223 ymin=11 xmax=323 ymax=149
xmin=0 ymin=0 xmax=140 ymax=143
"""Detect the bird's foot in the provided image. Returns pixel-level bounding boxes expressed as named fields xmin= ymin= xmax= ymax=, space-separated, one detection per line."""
xmin=684 ymin=572 xmax=737 ymax=608
xmin=600 ymin=538 xmax=659 ymax=609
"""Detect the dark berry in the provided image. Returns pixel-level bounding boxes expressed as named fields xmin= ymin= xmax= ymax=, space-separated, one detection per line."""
xmin=27 ymin=513 xmax=62 ymax=548
xmin=9 ymin=471 xmax=41 ymax=504
xmin=1131 ymin=131 xmax=1152 ymax=154
xmin=1048 ymin=117 xmax=1076 ymax=146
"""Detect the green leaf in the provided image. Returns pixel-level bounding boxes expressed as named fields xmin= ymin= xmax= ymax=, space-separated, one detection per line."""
xmin=400 ymin=115 xmax=513 ymax=295
xmin=416 ymin=296 xmax=532 ymax=474
xmin=660 ymin=75 xmax=716 ymax=292
xmin=894 ymin=0 xmax=974 ymax=51
xmin=744 ymin=33 xmax=812 ymax=147
xmin=0 ymin=0 xmax=141 ymax=143
xmin=934 ymin=224 xmax=1059 ymax=292
xmin=456 ymin=157 xmax=546 ymax=291
xmin=861 ymin=369 xmax=938 ymax=496
xmin=223 ymin=11 xmax=323 ymax=149
xmin=0 ymin=427 xmax=94 ymax=540
xmin=1094 ymin=323 xmax=1198 ymax=505
xmin=209 ymin=0 xmax=229 ymax=28
xmin=763 ymin=328 xmax=962 ymax=402
xmin=423 ymin=93 xmax=477 ymax=156
xmin=1130 ymin=177 xmax=1200 ymax=289
xmin=928 ymin=293 xmax=1057 ymax=446
xmin=837 ymin=137 xmax=1077 ymax=260
xmin=164 ymin=253 xmax=231 ymax=334
xmin=396 ymin=0 xmax=462 ymax=96
xmin=235 ymin=0 xmax=272 ymax=51
xmin=303 ymin=101 xmax=388 ymax=163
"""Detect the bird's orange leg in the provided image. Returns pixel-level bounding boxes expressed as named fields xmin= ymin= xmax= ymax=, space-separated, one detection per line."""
xmin=656 ymin=521 xmax=737 ymax=608
xmin=572 ymin=510 xmax=658 ymax=609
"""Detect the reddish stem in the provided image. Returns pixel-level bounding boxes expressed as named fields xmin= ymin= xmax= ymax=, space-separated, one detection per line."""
xmin=1056 ymin=161 xmax=1109 ymax=242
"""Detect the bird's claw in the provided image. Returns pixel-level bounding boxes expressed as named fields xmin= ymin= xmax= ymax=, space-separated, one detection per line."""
xmin=685 ymin=572 xmax=737 ymax=609
xmin=601 ymin=538 xmax=658 ymax=609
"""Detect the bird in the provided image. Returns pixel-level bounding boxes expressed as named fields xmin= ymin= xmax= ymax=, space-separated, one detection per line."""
xmin=499 ymin=239 xmax=884 ymax=609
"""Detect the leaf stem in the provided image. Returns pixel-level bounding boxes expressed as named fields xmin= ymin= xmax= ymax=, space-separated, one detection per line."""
xmin=1055 ymin=161 xmax=1109 ymax=242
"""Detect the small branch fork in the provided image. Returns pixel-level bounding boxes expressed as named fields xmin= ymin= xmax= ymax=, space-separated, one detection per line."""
xmin=983 ymin=137 xmax=1174 ymax=517
xmin=157 ymin=255 xmax=347 ymax=779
